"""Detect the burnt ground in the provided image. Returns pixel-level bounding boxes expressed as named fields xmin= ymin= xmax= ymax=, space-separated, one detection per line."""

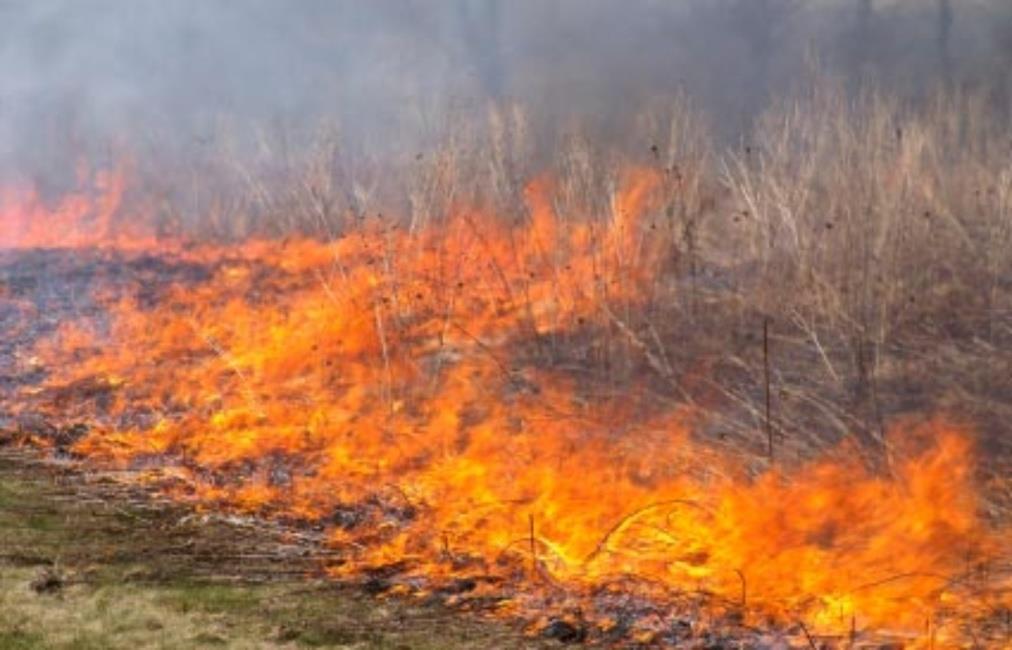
xmin=0 ymin=248 xmax=213 ymax=430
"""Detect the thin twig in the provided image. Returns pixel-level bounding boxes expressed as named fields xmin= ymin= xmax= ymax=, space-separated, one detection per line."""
xmin=798 ymin=620 xmax=819 ymax=650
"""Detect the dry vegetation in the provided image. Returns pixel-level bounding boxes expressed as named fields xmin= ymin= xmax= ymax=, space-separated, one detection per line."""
xmin=3 ymin=1 xmax=1012 ymax=646
xmin=4 ymin=75 xmax=1012 ymax=646
xmin=181 ymin=76 xmax=1012 ymax=482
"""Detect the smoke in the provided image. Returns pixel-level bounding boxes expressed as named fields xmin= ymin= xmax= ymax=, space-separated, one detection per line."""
xmin=1 ymin=0 xmax=1009 ymax=191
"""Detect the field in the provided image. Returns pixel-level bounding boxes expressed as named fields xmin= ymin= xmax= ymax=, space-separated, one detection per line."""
xmin=1 ymin=80 xmax=1011 ymax=648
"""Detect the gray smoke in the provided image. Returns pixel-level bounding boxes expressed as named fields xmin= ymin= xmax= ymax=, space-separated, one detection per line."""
xmin=1 ymin=0 xmax=1010 ymax=190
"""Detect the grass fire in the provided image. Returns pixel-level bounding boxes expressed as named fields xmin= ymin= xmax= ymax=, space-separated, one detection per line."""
xmin=2 ymin=2 xmax=1012 ymax=648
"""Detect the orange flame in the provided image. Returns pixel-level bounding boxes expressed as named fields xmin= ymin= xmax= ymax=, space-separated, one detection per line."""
xmin=0 ymin=165 xmax=156 ymax=250
xmin=11 ymin=167 xmax=1010 ymax=646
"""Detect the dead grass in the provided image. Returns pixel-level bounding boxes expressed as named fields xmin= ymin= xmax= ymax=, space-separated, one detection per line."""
xmin=178 ymin=75 xmax=1012 ymax=489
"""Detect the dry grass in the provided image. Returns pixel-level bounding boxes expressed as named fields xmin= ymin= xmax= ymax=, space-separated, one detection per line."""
xmin=116 ymin=73 xmax=1012 ymax=514
xmin=712 ymin=81 xmax=1012 ymax=470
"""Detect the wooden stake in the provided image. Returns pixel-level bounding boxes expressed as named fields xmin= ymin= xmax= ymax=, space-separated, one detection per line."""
xmin=528 ymin=513 xmax=536 ymax=579
xmin=764 ymin=318 xmax=773 ymax=460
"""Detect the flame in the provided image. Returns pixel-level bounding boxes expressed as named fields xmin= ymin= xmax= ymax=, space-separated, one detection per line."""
xmin=0 ymin=165 xmax=155 ymax=250
xmin=8 ymin=167 xmax=1010 ymax=645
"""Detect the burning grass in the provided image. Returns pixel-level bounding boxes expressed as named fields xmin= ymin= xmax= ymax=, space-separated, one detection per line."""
xmin=2 ymin=83 xmax=1012 ymax=647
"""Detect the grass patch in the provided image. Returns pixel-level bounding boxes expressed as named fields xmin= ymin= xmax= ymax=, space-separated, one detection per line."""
xmin=159 ymin=582 xmax=261 ymax=615
xmin=0 ymin=452 xmax=544 ymax=649
xmin=0 ymin=630 xmax=46 ymax=650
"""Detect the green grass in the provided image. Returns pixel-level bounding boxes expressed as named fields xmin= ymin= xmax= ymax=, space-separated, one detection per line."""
xmin=0 ymin=630 xmax=46 ymax=650
xmin=159 ymin=583 xmax=262 ymax=616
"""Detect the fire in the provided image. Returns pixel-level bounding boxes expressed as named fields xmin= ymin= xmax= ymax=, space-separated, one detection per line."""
xmin=0 ymin=166 xmax=132 ymax=249
xmin=4 ymin=168 xmax=1010 ymax=646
